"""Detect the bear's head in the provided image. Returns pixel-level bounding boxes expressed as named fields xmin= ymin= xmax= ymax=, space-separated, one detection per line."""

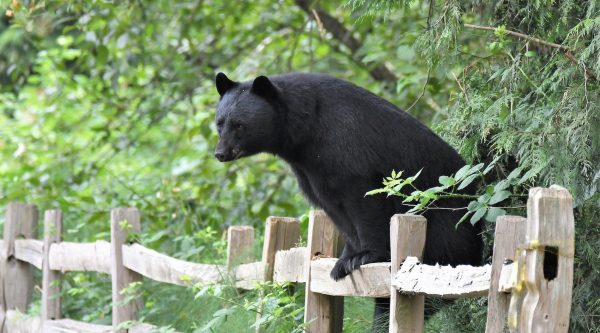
xmin=214 ymin=72 xmax=281 ymax=162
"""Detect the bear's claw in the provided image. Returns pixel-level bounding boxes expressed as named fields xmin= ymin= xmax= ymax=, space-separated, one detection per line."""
xmin=329 ymin=251 xmax=386 ymax=281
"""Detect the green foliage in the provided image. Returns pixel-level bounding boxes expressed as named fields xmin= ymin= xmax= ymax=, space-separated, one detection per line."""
xmin=194 ymin=282 xmax=306 ymax=333
xmin=2 ymin=0 xmax=599 ymax=331
xmin=358 ymin=0 xmax=600 ymax=331
xmin=2 ymin=0 xmax=438 ymax=330
xmin=367 ymin=161 xmax=530 ymax=226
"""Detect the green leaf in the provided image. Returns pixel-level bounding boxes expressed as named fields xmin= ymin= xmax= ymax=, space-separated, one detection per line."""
xmin=470 ymin=207 xmax=487 ymax=225
xmin=507 ymin=167 xmax=522 ymax=180
xmin=489 ymin=190 xmax=511 ymax=205
xmin=483 ymin=157 xmax=501 ymax=175
xmin=454 ymin=165 xmax=471 ymax=180
xmin=485 ymin=207 xmax=506 ymax=222
xmin=456 ymin=211 xmax=472 ymax=228
xmin=457 ymin=174 xmax=478 ymax=190
xmin=439 ymin=175 xmax=455 ymax=186
xmin=525 ymin=51 xmax=536 ymax=58
xmin=365 ymin=188 xmax=387 ymax=196
xmin=96 ymin=45 xmax=108 ymax=66
xmin=494 ymin=180 xmax=509 ymax=191
xmin=467 ymin=200 xmax=479 ymax=211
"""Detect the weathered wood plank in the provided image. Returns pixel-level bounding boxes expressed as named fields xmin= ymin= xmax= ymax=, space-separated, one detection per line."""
xmin=273 ymin=247 xmax=306 ymax=283
xmin=485 ymin=215 xmax=526 ymax=333
xmin=129 ymin=322 xmax=161 ymax=333
xmin=310 ymin=258 xmax=390 ymax=297
xmin=261 ymin=217 xmax=301 ymax=281
xmin=44 ymin=318 xmax=112 ymax=332
xmin=14 ymin=239 xmax=43 ymax=269
xmin=234 ymin=261 xmax=265 ymax=289
xmin=303 ymin=210 xmax=344 ymax=333
xmin=498 ymin=262 xmax=516 ymax=293
xmin=111 ymin=208 xmax=143 ymax=332
xmin=6 ymin=310 xmax=162 ymax=333
xmin=48 ymin=241 xmax=111 ymax=274
xmin=42 ymin=210 xmax=63 ymax=321
xmin=1 ymin=202 xmax=38 ymax=333
xmin=122 ymin=243 xmax=227 ymax=286
xmin=256 ymin=216 xmax=301 ymax=332
xmin=389 ymin=214 xmax=427 ymax=333
xmin=5 ymin=310 xmax=41 ymax=333
xmin=515 ymin=185 xmax=575 ymax=333
xmin=227 ymin=226 xmax=255 ymax=267
xmin=392 ymin=257 xmax=491 ymax=298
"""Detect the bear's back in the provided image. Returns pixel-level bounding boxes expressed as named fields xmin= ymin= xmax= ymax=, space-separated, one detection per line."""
xmin=271 ymin=73 xmax=465 ymax=185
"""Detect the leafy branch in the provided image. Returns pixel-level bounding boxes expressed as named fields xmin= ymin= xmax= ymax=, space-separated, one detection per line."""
xmin=367 ymin=160 xmax=531 ymax=226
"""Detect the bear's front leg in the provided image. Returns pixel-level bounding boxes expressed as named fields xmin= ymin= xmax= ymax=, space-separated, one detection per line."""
xmin=329 ymin=192 xmax=393 ymax=280
xmin=330 ymin=242 xmax=359 ymax=281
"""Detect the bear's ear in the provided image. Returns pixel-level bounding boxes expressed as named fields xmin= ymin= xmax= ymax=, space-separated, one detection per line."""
xmin=251 ymin=75 xmax=277 ymax=99
xmin=215 ymin=72 xmax=237 ymax=96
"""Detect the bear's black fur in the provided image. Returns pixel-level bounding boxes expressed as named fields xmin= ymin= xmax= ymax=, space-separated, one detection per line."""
xmin=214 ymin=72 xmax=483 ymax=327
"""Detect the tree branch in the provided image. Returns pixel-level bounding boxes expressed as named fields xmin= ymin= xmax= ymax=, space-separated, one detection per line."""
xmin=464 ymin=23 xmax=569 ymax=51
xmin=464 ymin=23 xmax=596 ymax=80
xmin=294 ymin=0 xmax=398 ymax=85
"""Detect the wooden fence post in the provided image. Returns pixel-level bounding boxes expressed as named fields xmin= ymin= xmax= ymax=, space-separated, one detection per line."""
xmin=227 ymin=226 xmax=255 ymax=268
xmin=513 ymin=185 xmax=575 ymax=333
xmin=303 ymin=210 xmax=344 ymax=333
xmin=389 ymin=214 xmax=427 ymax=333
xmin=485 ymin=215 xmax=526 ymax=333
xmin=261 ymin=217 xmax=301 ymax=281
xmin=42 ymin=210 xmax=63 ymax=321
xmin=111 ymin=208 xmax=143 ymax=332
xmin=0 ymin=202 xmax=38 ymax=333
xmin=256 ymin=217 xmax=301 ymax=332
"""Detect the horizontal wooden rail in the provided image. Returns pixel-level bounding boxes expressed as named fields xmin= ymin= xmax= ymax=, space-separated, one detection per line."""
xmin=309 ymin=258 xmax=391 ymax=297
xmin=9 ymin=240 xmax=274 ymax=288
xmin=122 ymin=243 xmax=226 ymax=286
xmin=392 ymin=257 xmax=492 ymax=299
xmin=234 ymin=261 xmax=265 ymax=289
xmin=11 ymin=238 xmax=508 ymax=301
xmin=49 ymin=241 xmax=111 ymax=273
xmin=6 ymin=310 xmax=157 ymax=333
xmin=273 ymin=247 xmax=306 ymax=283
xmin=14 ymin=239 xmax=43 ymax=270
xmin=45 ymin=319 xmax=112 ymax=332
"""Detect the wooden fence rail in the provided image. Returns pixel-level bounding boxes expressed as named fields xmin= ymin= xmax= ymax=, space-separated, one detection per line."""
xmin=0 ymin=185 xmax=575 ymax=332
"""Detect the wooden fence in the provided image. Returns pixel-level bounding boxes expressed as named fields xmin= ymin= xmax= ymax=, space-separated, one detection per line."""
xmin=0 ymin=185 xmax=574 ymax=333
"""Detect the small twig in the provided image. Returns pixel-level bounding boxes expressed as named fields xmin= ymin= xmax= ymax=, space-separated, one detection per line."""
xmin=452 ymin=72 xmax=469 ymax=103
xmin=406 ymin=67 xmax=431 ymax=112
xmin=310 ymin=9 xmax=325 ymax=39
xmin=426 ymin=0 xmax=434 ymax=29
xmin=564 ymin=51 xmax=596 ymax=80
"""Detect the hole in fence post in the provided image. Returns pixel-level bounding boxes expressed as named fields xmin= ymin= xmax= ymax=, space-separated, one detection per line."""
xmin=543 ymin=246 xmax=558 ymax=281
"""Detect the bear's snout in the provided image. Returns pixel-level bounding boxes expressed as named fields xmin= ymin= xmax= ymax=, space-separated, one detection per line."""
xmin=214 ymin=151 xmax=225 ymax=162
xmin=215 ymin=145 xmax=243 ymax=162
xmin=214 ymin=149 xmax=231 ymax=162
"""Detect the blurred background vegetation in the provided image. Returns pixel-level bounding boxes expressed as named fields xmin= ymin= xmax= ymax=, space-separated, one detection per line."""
xmin=0 ymin=0 xmax=598 ymax=332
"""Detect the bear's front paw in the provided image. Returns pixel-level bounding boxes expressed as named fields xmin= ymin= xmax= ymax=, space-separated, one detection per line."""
xmin=329 ymin=251 xmax=387 ymax=281
xmin=330 ymin=255 xmax=358 ymax=281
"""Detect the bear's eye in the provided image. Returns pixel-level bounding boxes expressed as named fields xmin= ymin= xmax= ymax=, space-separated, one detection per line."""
xmin=233 ymin=123 xmax=243 ymax=131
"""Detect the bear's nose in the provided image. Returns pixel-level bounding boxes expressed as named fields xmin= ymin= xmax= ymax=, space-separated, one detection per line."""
xmin=215 ymin=150 xmax=228 ymax=162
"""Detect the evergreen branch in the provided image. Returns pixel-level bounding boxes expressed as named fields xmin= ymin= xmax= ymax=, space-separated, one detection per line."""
xmin=463 ymin=23 xmax=596 ymax=80
xmin=463 ymin=23 xmax=569 ymax=51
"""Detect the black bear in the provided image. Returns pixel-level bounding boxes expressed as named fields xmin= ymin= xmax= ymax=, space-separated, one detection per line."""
xmin=214 ymin=72 xmax=483 ymax=327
